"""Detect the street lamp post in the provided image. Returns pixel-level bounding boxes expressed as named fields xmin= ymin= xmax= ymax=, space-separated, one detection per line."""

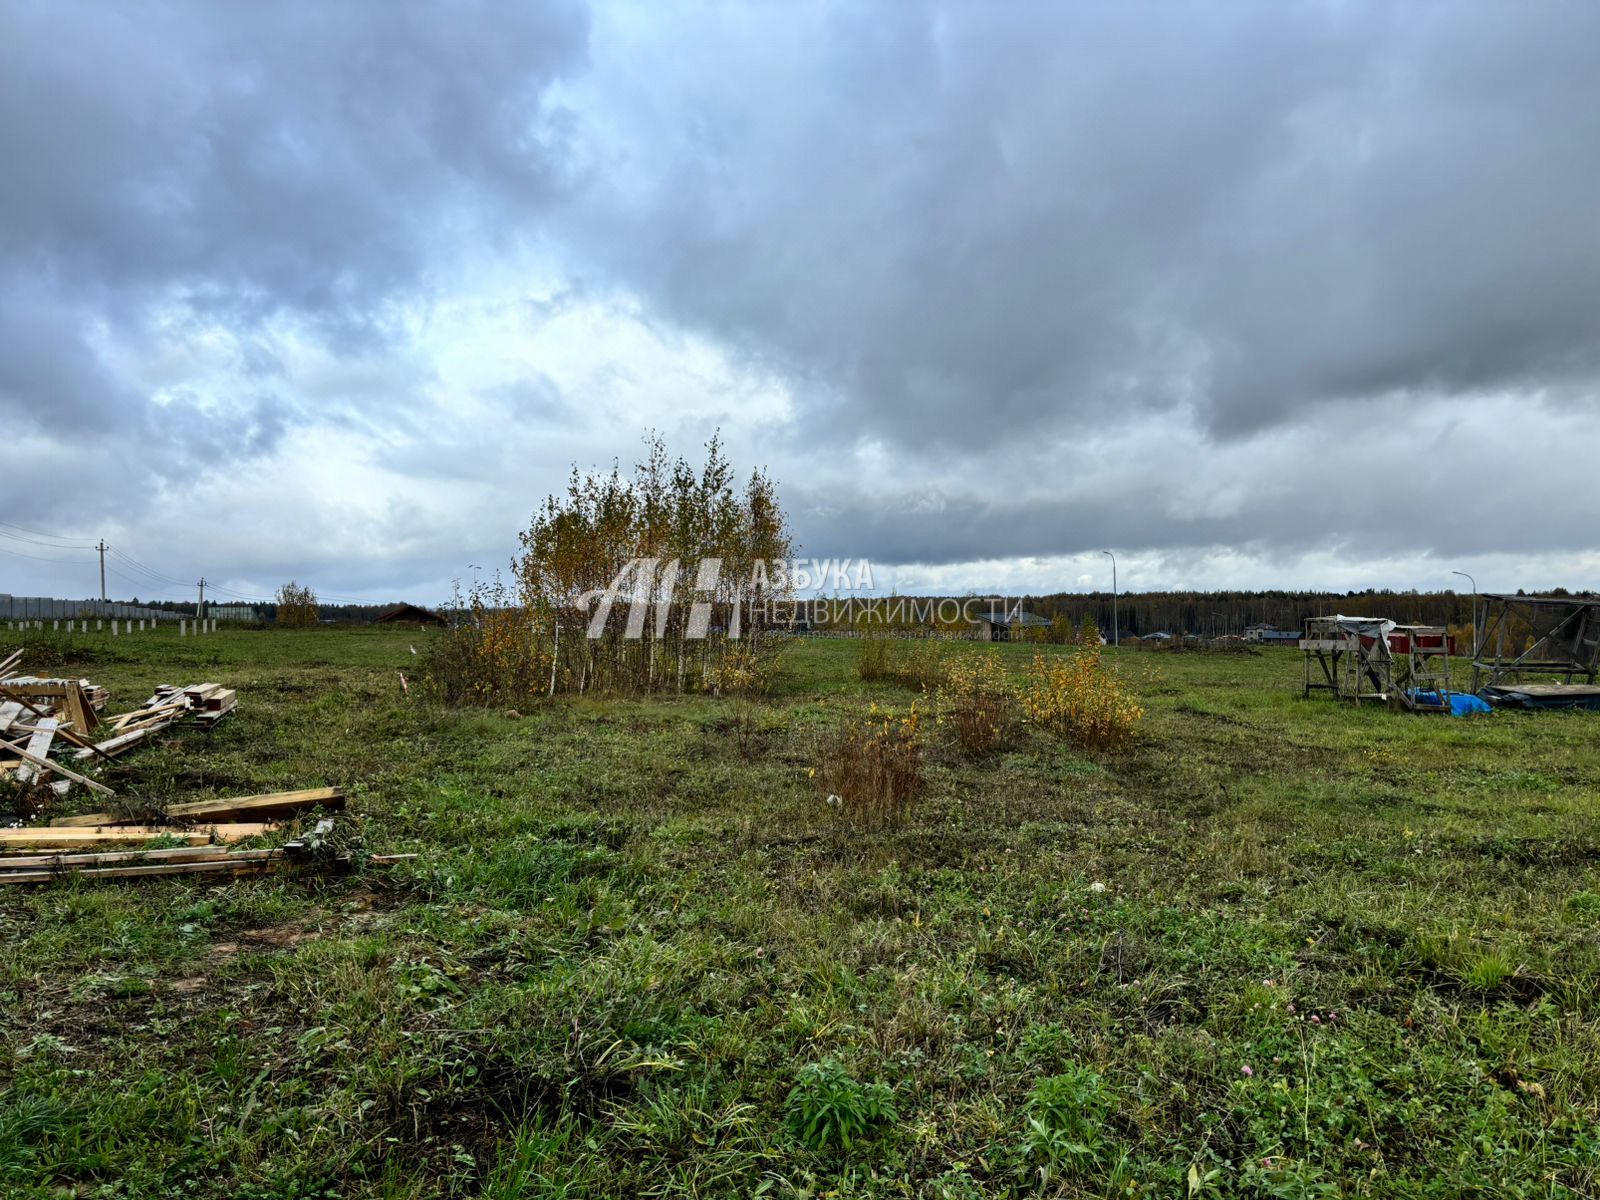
xmin=1451 ymin=569 xmax=1478 ymax=658
xmin=1102 ymin=550 xmax=1118 ymax=646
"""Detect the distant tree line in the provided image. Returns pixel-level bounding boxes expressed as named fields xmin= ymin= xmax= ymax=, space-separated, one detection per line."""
xmin=1016 ymin=587 xmax=1596 ymax=640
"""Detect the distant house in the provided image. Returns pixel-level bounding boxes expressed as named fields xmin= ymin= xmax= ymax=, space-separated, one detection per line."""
xmin=971 ymin=610 xmax=1052 ymax=642
xmin=375 ymin=602 xmax=447 ymax=627
xmin=1244 ymin=624 xmax=1299 ymax=645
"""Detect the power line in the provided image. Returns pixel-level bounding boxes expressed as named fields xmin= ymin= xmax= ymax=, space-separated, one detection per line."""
xmin=107 ymin=546 xmax=192 ymax=588
xmin=103 ymin=562 xmax=165 ymax=591
xmin=0 ymin=543 xmax=97 ymax=565
xmin=0 ymin=528 xmax=98 ymax=551
xmin=0 ymin=519 xmax=98 ymax=546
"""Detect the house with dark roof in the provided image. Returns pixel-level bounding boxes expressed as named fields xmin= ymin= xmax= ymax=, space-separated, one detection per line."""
xmin=970 ymin=610 xmax=1052 ymax=642
xmin=374 ymin=602 xmax=447 ymax=627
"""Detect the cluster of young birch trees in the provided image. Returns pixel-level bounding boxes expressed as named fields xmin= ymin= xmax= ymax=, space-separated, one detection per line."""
xmin=433 ymin=435 xmax=793 ymax=701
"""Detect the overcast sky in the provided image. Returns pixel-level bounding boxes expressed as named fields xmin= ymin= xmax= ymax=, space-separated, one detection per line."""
xmin=3 ymin=1 xmax=1598 ymax=604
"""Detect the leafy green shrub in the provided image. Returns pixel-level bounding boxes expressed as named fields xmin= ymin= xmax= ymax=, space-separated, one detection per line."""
xmin=1021 ymin=1064 xmax=1113 ymax=1180
xmin=784 ymin=1059 xmax=897 ymax=1150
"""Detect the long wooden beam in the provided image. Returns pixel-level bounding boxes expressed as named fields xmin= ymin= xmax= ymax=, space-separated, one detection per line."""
xmin=0 ymin=823 xmax=279 ymax=850
xmin=50 ymin=786 xmax=342 ymax=828
xmin=0 ymin=846 xmax=278 ymax=870
xmin=0 ymin=857 xmax=279 ymax=884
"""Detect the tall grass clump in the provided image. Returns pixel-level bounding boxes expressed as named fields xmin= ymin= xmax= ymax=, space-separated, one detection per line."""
xmin=857 ymin=633 xmax=893 ymax=682
xmin=933 ymin=652 xmax=1017 ymax=755
xmin=813 ymin=704 xmax=923 ymax=829
xmin=1022 ymin=646 xmax=1143 ymax=750
xmin=856 ymin=633 xmax=950 ymax=691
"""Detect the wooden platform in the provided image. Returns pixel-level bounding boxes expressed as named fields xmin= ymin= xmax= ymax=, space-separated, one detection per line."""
xmin=1483 ymin=683 xmax=1600 ymax=710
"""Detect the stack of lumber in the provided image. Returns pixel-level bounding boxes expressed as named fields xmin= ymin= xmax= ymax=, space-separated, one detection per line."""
xmin=0 ymin=650 xmax=241 ymax=797
xmin=0 ymin=786 xmax=404 ymax=885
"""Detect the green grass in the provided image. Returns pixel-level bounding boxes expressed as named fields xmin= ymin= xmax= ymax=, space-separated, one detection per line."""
xmin=1 ymin=627 xmax=1598 ymax=1197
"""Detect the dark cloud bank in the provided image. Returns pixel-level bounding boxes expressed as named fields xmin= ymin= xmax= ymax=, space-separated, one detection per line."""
xmin=2 ymin=1 xmax=1598 ymax=595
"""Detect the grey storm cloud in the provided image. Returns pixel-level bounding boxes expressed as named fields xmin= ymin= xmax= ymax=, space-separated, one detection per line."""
xmin=574 ymin=2 xmax=1600 ymax=445
xmin=1 ymin=0 xmax=1598 ymax=596
xmin=0 ymin=0 xmax=588 ymax=444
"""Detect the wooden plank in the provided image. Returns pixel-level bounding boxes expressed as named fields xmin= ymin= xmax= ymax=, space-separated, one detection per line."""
xmin=72 ymin=728 xmax=152 ymax=760
xmin=65 ymin=682 xmax=96 ymax=734
xmin=15 ymin=716 xmax=111 ymax=760
xmin=0 ymin=700 xmax=22 ymax=734
xmin=0 ymin=827 xmax=216 ymax=848
xmin=15 ymin=718 xmax=57 ymax=785
xmin=162 ymin=787 xmax=341 ymax=821
xmin=9 ymin=734 xmax=115 ymax=796
xmin=109 ymin=703 xmax=185 ymax=733
xmin=49 ymin=788 xmax=340 ymax=827
xmin=0 ymin=822 xmax=280 ymax=849
xmin=0 ymin=847 xmax=278 ymax=870
xmin=0 ymin=857 xmax=280 ymax=884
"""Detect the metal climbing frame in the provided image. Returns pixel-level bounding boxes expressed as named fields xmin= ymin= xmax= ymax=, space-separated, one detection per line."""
xmin=1470 ymin=594 xmax=1600 ymax=691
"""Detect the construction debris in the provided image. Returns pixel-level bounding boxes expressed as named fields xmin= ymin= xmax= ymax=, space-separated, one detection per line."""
xmin=0 ymin=651 xmax=241 ymax=799
xmin=0 ymin=651 xmax=408 ymax=886
xmin=0 ymin=829 xmax=413 ymax=885
xmin=0 ymin=788 xmax=406 ymax=885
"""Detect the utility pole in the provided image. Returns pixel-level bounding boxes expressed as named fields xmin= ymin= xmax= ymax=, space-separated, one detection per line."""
xmin=197 ymin=577 xmax=206 ymax=622
xmin=1451 ymin=570 xmax=1478 ymax=658
xmin=97 ymin=540 xmax=107 ymax=615
xmin=1102 ymin=550 xmax=1118 ymax=646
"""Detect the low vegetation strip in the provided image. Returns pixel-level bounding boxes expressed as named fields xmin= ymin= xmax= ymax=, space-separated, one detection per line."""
xmin=0 ymin=626 xmax=1597 ymax=1197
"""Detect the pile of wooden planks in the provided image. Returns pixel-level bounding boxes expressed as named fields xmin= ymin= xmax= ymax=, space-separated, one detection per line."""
xmin=0 ymin=786 xmax=410 ymax=885
xmin=0 ymin=649 xmax=241 ymax=798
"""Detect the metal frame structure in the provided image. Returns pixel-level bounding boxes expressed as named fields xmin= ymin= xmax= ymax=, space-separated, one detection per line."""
xmin=1301 ymin=616 xmax=1453 ymax=712
xmin=1470 ymin=594 xmax=1600 ymax=691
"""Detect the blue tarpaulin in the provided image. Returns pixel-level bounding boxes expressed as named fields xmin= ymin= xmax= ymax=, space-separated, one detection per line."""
xmin=1409 ymin=690 xmax=1494 ymax=717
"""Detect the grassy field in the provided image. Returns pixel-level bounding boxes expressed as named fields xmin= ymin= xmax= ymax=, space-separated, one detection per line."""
xmin=2 ymin=627 xmax=1598 ymax=1198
